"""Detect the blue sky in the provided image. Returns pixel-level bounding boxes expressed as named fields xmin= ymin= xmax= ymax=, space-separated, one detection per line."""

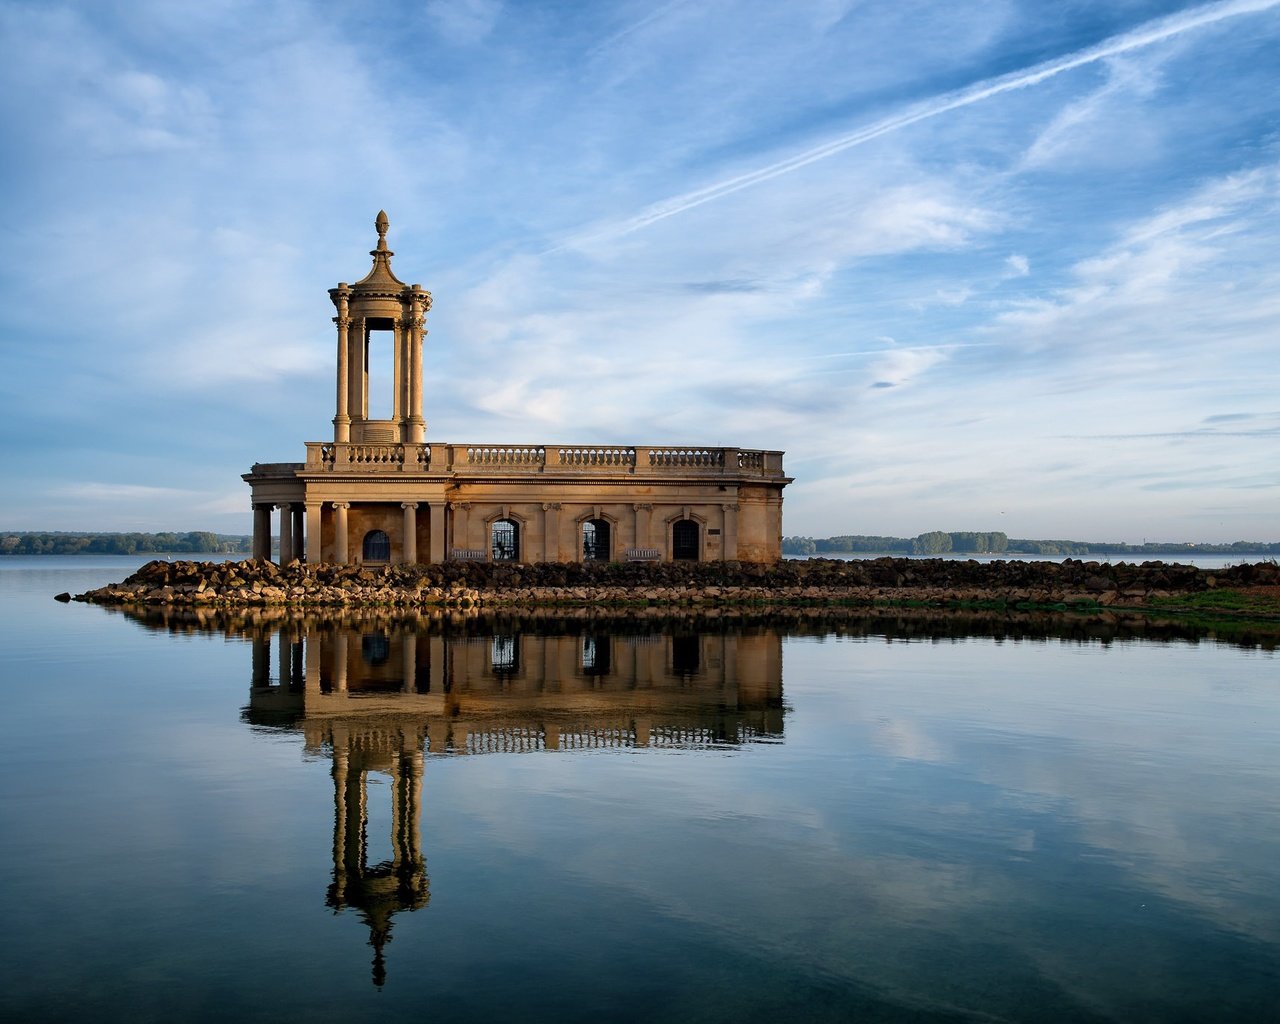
xmin=1 ymin=0 xmax=1277 ymax=542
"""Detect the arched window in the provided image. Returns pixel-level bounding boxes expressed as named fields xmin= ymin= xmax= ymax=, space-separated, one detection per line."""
xmin=363 ymin=529 xmax=391 ymax=562
xmin=582 ymin=518 xmax=610 ymax=562
xmin=491 ymin=519 xmax=519 ymax=562
xmin=672 ymin=519 xmax=699 ymax=561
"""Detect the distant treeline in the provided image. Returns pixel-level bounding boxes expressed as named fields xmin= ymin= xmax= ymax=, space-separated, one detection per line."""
xmin=1 ymin=532 xmax=253 ymax=555
xmin=783 ymin=531 xmax=1280 ymax=557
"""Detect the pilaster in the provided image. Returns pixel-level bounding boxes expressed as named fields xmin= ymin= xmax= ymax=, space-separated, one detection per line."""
xmin=722 ymin=503 xmax=739 ymax=560
xmin=306 ymin=502 xmax=322 ymax=563
xmin=428 ymin=502 xmax=446 ymax=563
xmin=542 ymin=502 xmax=561 ymax=561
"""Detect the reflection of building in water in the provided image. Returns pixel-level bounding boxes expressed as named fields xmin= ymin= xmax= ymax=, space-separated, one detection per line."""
xmin=245 ymin=624 xmax=783 ymax=984
xmin=248 ymin=626 xmax=784 ymax=751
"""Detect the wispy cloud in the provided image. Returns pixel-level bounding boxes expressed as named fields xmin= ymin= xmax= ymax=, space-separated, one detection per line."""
xmin=563 ymin=0 xmax=1280 ymax=246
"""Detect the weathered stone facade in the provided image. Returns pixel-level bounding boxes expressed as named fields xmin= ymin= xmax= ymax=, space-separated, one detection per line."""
xmin=244 ymin=213 xmax=791 ymax=566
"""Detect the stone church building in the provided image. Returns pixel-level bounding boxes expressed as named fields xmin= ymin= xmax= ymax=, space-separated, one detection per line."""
xmin=243 ymin=213 xmax=790 ymax=566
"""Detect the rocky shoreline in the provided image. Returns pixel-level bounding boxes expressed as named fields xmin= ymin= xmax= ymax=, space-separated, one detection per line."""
xmin=69 ymin=556 xmax=1280 ymax=615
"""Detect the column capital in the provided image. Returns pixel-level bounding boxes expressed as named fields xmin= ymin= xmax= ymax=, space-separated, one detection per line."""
xmin=449 ymin=501 xmax=471 ymax=511
xmin=633 ymin=503 xmax=653 ymax=512
xmin=401 ymin=501 xmax=418 ymax=510
xmin=721 ymin=503 xmax=740 ymax=512
xmin=334 ymin=315 xmax=351 ymax=330
xmin=541 ymin=502 xmax=561 ymax=511
xmin=332 ymin=501 xmax=350 ymax=510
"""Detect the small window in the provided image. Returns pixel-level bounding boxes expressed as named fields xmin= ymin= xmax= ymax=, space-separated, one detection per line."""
xmin=583 ymin=519 xmax=610 ymax=562
xmin=491 ymin=635 xmax=518 ymax=676
xmin=363 ymin=529 xmax=391 ymax=561
xmin=582 ymin=635 xmax=611 ymax=676
xmin=673 ymin=520 xmax=699 ymax=561
xmin=672 ymin=634 xmax=700 ymax=677
xmin=491 ymin=519 xmax=519 ymax=562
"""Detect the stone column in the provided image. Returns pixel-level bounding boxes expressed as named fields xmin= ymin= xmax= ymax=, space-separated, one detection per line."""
xmin=401 ymin=502 xmax=418 ymax=564
xmin=332 ymin=741 xmax=349 ymax=886
xmin=251 ymin=633 xmax=270 ymax=688
xmin=401 ymin=631 xmax=416 ymax=693
xmin=278 ymin=630 xmax=293 ymax=692
xmin=278 ymin=504 xmax=293 ymax=565
xmin=305 ymin=629 xmax=321 ymax=694
xmin=253 ymin=504 xmax=272 ymax=560
xmin=388 ymin=755 xmax=403 ymax=863
xmin=291 ymin=505 xmax=305 ymax=562
xmin=306 ymin=503 xmax=322 ymax=563
xmin=408 ymin=287 xmax=427 ymax=443
xmin=428 ymin=635 xmax=447 ymax=698
xmin=350 ymin=317 xmax=366 ymax=422
xmin=334 ymin=631 xmax=348 ymax=693
xmin=392 ymin=316 xmax=405 ymax=427
xmin=333 ymin=287 xmax=351 ymax=443
xmin=428 ymin=503 xmax=446 ymax=563
xmin=333 ymin=502 xmax=350 ymax=564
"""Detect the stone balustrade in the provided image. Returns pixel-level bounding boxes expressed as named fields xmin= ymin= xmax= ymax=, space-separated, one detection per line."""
xmin=304 ymin=442 xmax=786 ymax=478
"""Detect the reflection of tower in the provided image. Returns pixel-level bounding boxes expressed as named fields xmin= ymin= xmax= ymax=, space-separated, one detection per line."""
xmin=325 ymin=722 xmax=429 ymax=988
xmin=239 ymin=620 xmax=786 ymax=984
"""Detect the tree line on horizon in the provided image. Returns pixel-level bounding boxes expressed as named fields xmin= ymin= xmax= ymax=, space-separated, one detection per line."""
xmin=1 ymin=532 xmax=253 ymax=556
xmin=782 ymin=531 xmax=1280 ymax=557
xmin=4 ymin=529 xmax=1277 ymax=559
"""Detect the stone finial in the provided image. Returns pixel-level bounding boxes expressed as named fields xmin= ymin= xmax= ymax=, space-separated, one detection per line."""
xmin=375 ymin=210 xmax=390 ymax=249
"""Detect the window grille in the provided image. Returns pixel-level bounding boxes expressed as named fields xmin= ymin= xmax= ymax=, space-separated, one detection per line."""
xmin=582 ymin=519 xmax=610 ymax=561
xmin=363 ymin=529 xmax=391 ymax=561
xmin=491 ymin=519 xmax=519 ymax=562
xmin=673 ymin=520 xmax=699 ymax=561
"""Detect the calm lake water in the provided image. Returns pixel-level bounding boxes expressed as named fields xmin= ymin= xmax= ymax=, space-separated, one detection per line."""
xmin=1 ymin=556 xmax=1277 ymax=1023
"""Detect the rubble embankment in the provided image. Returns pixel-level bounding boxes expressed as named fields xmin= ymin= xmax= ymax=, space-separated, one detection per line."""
xmin=71 ymin=556 xmax=1280 ymax=616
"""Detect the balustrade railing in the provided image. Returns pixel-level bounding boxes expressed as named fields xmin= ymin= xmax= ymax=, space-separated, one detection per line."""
xmin=465 ymin=445 xmax=545 ymax=466
xmin=558 ymin=446 xmax=636 ymax=467
xmin=648 ymin=447 xmax=724 ymax=468
xmin=305 ymin=441 xmax=784 ymax=477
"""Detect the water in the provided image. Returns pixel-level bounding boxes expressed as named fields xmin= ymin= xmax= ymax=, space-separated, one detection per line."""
xmin=785 ymin=551 xmax=1260 ymax=570
xmin=1 ymin=557 xmax=1277 ymax=1022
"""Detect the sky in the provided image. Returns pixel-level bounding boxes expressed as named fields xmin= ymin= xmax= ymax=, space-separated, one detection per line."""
xmin=1 ymin=0 xmax=1277 ymax=543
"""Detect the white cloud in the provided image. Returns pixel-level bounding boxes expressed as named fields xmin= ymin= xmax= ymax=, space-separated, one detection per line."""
xmin=1004 ymin=254 xmax=1030 ymax=277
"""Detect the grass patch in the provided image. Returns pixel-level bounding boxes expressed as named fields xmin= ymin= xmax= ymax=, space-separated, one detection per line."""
xmin=1148 ymin=589 xmax=1280 ymax=617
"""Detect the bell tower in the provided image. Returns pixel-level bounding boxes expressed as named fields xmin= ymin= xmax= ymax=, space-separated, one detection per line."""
xmin=329 ymin=211 xmax=431 ymax=445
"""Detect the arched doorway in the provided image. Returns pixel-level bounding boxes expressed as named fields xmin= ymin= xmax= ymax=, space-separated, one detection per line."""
xmin=672 ymin=519 xmax=699 ymax=561
xmin=582 ymin=519 xmax=610 ymax=562
xmin=363 ymin=529 xmax=391 ymax=562
xmin=491 ymin=519 xmax=519 ymax=562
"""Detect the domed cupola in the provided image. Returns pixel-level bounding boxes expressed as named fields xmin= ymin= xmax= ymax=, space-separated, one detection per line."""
xmin=328 ymin=212 xmax=431 ymax=445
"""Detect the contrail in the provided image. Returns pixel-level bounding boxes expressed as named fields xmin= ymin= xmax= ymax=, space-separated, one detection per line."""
xmin=565 ymin=0 xmax=1278 ymax=246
